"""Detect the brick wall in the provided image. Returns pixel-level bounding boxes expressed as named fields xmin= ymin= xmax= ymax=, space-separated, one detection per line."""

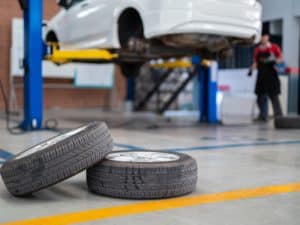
xmin=0 ymin=0 xmax=126 ymax=110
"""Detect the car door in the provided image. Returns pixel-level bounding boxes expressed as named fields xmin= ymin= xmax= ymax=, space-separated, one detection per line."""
xmin=82 ymin=0 xmax=115 ymax=48
xmin=62 ymin=0 xmax=90 ymax=44
xmin=65 ymin=0 xmax=114 ymax=48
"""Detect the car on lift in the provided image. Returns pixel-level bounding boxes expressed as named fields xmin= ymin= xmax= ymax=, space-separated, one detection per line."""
xmin=45 ymin=0 xmax=262 ymax=77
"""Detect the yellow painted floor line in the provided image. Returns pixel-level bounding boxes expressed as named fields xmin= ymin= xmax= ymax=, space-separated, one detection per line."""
xmin=2 ymin=182 xmax=300 ymax=225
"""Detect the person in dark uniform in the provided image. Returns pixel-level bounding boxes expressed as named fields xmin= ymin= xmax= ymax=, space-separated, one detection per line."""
xmin=248 ymin=32 xmax=283 ymax=122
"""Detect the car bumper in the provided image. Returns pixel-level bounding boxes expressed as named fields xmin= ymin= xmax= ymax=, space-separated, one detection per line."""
xmin=144 ymin=1 xmax=262 ymax=43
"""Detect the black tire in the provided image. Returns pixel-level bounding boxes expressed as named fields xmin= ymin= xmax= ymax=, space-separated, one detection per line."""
xmin=120 ymin=63 xmax=142 ymax=78
xmin=45 ymin=31 xmax=60 ymax=49
xmin=87 ymin=151 xmax=198 ymax=199
xmin=45 ymin=31 xmax=62 ymax=66
xmin=275 ymin=116 xmax=300 ymax=129
xmin=0 ymin=122 xmax=113 ymax=197
xmin=118 ymin=9 xmax=144 ymax=78
xmin=118 ymin=9 xmax=144 ymax=49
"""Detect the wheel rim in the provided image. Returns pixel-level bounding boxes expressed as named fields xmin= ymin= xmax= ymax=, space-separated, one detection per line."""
xmin=15 ymin=125 xmax=88 ymax=160
xmin=106 ymin=151 xmax=180 ymax=163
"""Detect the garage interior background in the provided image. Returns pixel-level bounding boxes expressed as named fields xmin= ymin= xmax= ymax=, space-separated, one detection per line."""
xmin=0 ymin=0 xmax=299 ymax=113
xmin=1 ymin=1 xmax=300 ymax=224
xmin=0 ymin=0 xmax=127 ymax=111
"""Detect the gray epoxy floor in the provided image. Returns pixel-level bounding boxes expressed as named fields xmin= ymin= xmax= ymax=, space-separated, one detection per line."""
xmin=0 ymin=109 xmax=300 ymax=224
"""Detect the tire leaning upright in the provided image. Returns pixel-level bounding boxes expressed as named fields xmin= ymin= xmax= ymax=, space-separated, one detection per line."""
xmin=0 ymin=122 xmax=113 ymax=197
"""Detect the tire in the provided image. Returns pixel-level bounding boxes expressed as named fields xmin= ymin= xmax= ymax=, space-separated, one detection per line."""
xmin=120 ymin=63 xmax=142 ymax=78
xmin=45 ymin=31 xmax=62 ymax=65
xmin=275 ymin=116 xmax=300 ymax=129
xmin=0 ymin=122 xmax=113 ymax=197
xmin=118 ymin=10 xmax=144 ymax=78
xmin=87 ymin=151 xmax=198 ymax=199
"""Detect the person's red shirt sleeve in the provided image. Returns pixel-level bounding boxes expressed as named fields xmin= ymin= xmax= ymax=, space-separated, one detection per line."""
xmin=253 ymin=46 xmax=259 ymax=63
xmin=272 ymin=44 xmax=283 ymax=60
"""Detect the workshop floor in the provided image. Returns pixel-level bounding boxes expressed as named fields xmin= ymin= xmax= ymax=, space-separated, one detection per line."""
xmin=0 ymin=109 xmax=300 ymax=225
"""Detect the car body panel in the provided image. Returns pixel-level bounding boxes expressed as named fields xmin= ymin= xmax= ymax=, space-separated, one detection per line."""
xmin=144 ymin=0 xmax=261 ymax=40
xmin=46 ymin=0 xmax=262 ymax=50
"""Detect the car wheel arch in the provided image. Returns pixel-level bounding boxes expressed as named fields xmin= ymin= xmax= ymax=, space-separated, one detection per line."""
xmin=45 ymin=30 xmax=59 ymax=44
xmin=117 ymin=7 xmax=145 ymax=47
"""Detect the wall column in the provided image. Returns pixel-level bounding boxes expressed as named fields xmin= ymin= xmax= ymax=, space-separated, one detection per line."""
xmin=282 ymin=16 xmax=300 ymax=68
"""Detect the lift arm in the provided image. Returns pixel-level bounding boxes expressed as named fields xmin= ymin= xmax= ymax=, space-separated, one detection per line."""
xmin=150 ymin=60 xmax=192 ymax=70
xmin=45 ymin=44 xmax=118 ymax=64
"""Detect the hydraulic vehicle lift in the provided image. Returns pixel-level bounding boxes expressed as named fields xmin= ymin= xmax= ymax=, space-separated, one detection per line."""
xmin=135 ymin=59 xmax=194 ymax=113
xmin=134 ymin=58 xmax=219 ymax=123
xmin=18 ymin=0 xmax=120 ymax=130
xmin=18 ymin=0 xmax=219 ymax=131
xmin=46 ymin=44 xmax=118 ymax=64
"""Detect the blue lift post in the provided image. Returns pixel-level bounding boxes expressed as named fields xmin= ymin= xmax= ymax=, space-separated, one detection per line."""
xmin=20 ymin=0 xmax=44 ymax=130
xmin=125 ymin=77 xmax=136 ymax=112
xmin=193 ymin=56 xmax=219 ymax=124
xmin=126 ymin=77 xmax=135 ymax=103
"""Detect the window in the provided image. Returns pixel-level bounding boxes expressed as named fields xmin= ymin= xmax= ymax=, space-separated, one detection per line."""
xmin=218 ymin=46 xmax=255 ymax=69
xmin=219 ymin=22 xmax=283 ymax=69
xmin=218 ymin=37 xmax=282 ymax=69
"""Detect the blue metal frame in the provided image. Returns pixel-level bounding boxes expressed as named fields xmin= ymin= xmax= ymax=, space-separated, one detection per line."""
xmin=126 ymin=77 xmax=135 ymax=102
xmin=194 ymin=58 xmax=218 ymax=124
xmin=198 ymin=65 xmax=208 ymax=122
xmin=206 ymin=65 xmax=218 ymax=123
xmin=20 ymin=0 xmax=43 ymax=130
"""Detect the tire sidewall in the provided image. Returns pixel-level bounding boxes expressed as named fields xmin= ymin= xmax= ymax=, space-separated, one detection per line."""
xmin=2 ymin=122 xmax=105 ymax=168
xmin=90 ymin=150 xmax=196 ymax=169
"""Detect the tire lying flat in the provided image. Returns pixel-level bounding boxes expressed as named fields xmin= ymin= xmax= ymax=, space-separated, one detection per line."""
xmin=0 ymin=122 xmax=113 ymax=197
xmin=87 ymin=151 xmax=198 ymax=199
xmin=275 ymin=116 xmax=300 ymax=129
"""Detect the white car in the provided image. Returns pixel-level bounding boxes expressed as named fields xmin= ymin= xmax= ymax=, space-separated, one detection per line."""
xmin=46 ymin=0 xmax=262 ymax=77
